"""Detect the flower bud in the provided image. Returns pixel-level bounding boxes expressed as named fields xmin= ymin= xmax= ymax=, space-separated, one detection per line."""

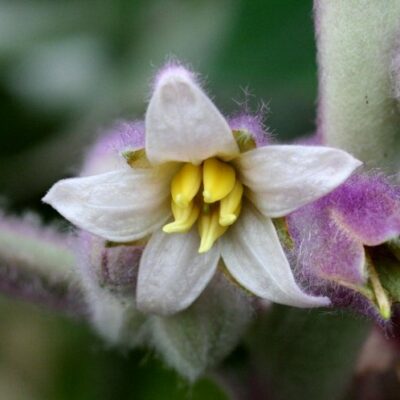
xmin=287 ymin=173 xmax=400 ymax=321
xmin=76 ymin=231 xmax=147 ymax=346
xmin=75 ymin=122 xmax=149 ymax=345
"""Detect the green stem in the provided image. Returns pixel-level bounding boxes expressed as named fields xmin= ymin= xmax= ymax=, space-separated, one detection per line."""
xmin=0 ymin=215 xmax=86 ymax=317
xmin=315 ymin=0 xmax=400 ymax=171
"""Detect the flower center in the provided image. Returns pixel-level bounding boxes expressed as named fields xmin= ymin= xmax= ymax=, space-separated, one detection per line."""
xmin=163 ymin=157 xmax=243 ymax=253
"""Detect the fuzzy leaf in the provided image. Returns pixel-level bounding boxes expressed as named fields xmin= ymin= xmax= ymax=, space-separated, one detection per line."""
xmin=149 ymin=271 xmax=254 ymax=381
xmin=85 ymin=288 xmax=148 ymax=347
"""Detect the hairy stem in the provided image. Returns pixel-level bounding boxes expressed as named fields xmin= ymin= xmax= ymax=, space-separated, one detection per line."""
xmin=0 ymin=213 xmax=86 ymax=317
xmin=315 ymin=0 xmax=400 ymax=171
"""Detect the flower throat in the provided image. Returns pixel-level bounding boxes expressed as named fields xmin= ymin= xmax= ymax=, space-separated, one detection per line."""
xmin=163 ymin=158 xmax=243 ymax=253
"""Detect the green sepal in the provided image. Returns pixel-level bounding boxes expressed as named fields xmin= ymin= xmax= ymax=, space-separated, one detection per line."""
xmin=232 ymin=129 xmax=256 ymax=152
xmin=121 ymin=149 xmax=151 ymax=168
xmin=273 ymin=217 xmax=294 ymax=250
xmin=372 ymin=245 xmax=400 ymax=303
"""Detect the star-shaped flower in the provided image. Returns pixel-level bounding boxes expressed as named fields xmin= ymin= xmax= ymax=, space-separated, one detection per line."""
xmin=43 ymin=64 xmax=361 ymax=315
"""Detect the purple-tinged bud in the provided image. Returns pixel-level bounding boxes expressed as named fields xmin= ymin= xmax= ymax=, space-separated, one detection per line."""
xmin=76 ymin=120 xmax=151 ymax=345
xmin=287 ymin=173 xmax=400 ymax=321
xmin=76 ymin=231 xmax=147 ymax=346
xmin=288 ymin=174 xmax=400 ymax=282
xmin=76 ymin=120 xmax=148 ymax=344
xmin=325 ymin=174 xmax=400 ymax=246
xmin=78 ymin=232 xmax=142 ymax=300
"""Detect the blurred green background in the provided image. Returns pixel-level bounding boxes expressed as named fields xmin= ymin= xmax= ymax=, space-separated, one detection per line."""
xmin=0 ymin=0 xmax=317 ymax=398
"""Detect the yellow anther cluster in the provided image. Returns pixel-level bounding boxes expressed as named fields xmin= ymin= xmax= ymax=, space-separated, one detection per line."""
xmin=163 ymin=158 xmax=243 ymax=253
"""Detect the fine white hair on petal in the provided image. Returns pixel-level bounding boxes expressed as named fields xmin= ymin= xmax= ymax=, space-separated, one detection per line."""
xmin=136 ymin=229 xmax=220 ymax=316
xmin=221 ymin=203 xmax=330 ymax=307
xmin=42 ymin=165 xmax=177 ymax=242
xmin=236 ymin=145 xmax=362 ymax=218
xmin=145 ymin=67 xmax=239 ymax=165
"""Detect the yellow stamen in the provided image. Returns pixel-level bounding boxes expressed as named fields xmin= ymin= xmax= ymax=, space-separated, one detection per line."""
xmin=203 ymin=158 xmax=236 ymax=203
xmin=219 ymin=180 xmax=243 ymax=226
xmin=163 ymin=201 xmax=200 ymax=233
xmin=171 ymin=163 xmax=202 ymax=208
xmin=198 ymin=207 xmax=228 ymax=253
xmin=164 ymin=157 xmax=244 ymax=252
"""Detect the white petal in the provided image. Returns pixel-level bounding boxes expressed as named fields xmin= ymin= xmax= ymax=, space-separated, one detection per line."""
xmin=145 ymin=67 xmax=239 ymax=165
xmin=221 ymin=203 xmax=330 ymax=307
xmin=136 ymin=229 xmax=220 ymax=315
xmin=236 ymin=145 xmax=362 ymax=217
xmin=43 ymin=166 xmax=176 ymax=242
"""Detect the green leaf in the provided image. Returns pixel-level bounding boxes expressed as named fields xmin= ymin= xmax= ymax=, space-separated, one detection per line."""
xmin=373 ymin=246 xmax=400 ymax=303
xmin=248 ymin=306 xmax=370 ymax=400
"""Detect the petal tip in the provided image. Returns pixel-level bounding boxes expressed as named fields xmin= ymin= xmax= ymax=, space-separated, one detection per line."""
xmin=346 ymin=152 xmax=363 ymax=169
xmin=41 ymin=192 xmax=51 ymax=204
xmin=41 ymin=179 xmax=77 ymax=210
xmin=41 ymin=184 xmax=58 ymax=207
xmin=153 ymin=63 xmax=196 ymax=91
xmin=354 ymin=158 xmax=363 ymax=169
xmin=312 ymin=295 xmax=331 ymax=308
xmin=335 ymin=148 xmax=363 ymax=171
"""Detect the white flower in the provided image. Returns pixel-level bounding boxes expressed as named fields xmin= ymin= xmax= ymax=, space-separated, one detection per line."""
xmin=43 ymin=65 xmax=362 ymax=316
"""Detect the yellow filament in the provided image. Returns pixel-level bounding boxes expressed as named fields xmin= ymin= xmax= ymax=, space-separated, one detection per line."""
xmin=202 ymin=158 xmax=236 ymax=203
xmin=219 ymin=180 xmax=243 ymax=226
xmin=198 ymin=208 xmax=228 ymax=253
xmin=171 ymin=163 xmax=202 ymax=208
xmin=163 ymin=201 xmax=200 ymax=233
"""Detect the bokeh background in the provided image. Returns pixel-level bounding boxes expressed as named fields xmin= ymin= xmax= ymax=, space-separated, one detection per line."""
xmin=0 ymin=1 xmax=318 ymax=398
